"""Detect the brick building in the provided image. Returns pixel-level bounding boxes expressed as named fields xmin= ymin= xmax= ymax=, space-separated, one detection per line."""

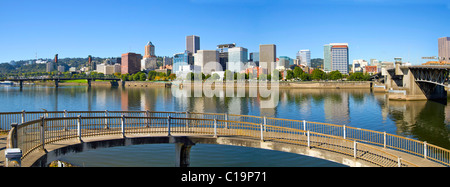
xmin=121 ymin=53 xmax=142 ymax=75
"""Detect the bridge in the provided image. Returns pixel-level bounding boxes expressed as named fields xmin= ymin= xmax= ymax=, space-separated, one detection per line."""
xmin=0 ymin=77 xmax=121 ymax=88
xmin=2 ymin=110 xmax=449 ymax=167
xmin=377 ymin=64 xmax=450 ymax=100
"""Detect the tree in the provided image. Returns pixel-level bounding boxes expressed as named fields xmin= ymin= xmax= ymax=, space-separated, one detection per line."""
xmin=286 ymin=70 xmax=294 ymax=80
xmin=139 ymin=73 xmax=146 ymax=81
xmin=272 ymin=69 xmax=281 ymax=81
xmin=328 ymin=70 xmax=342 ymax=80
xmin=300 ymin=72 xmax=310 ymax=81
xmin=311 ymin=69 xmax=326 ymax=80
xmin=348 ymin=72 xmax=370 ymax=81
xmin=148 ymin=71 xmax=157 ymax=81
xmin=186 ymin=72 xmax=194 ymax=81
xmin=293 ymin=66 xmax=304 ymax=78
xmin=211 ymin=73 xmax=220 ymax=80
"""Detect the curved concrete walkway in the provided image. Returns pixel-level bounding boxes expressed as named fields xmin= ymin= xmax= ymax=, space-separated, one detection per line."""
xmin=18 ymin=133 xmax=444 ymax=167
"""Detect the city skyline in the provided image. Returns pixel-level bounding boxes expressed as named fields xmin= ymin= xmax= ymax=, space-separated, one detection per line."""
xmin=0 ymin=0 xmax=449 ymax=64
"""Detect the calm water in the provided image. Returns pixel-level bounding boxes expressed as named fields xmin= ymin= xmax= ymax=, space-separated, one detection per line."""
xmin=2 ymin=84 xmax=450 ymax=167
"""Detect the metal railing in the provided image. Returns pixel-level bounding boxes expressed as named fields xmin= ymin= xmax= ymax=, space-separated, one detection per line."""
xmin=3 ymin=110 xmax=450 ymax=167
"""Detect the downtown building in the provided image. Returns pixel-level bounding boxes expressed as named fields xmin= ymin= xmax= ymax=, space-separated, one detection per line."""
xmin=121 ymin=52 xmax=142 ymax=75
xmin=193 ymin=50 xmax=220 ymax=75
xmin=141 ymin=41 xmax=158 ymax=71
xmin=259 ymin=44 xmax=277 ymax=74
xmin=439 ymin=37 xmax=450 ymax=63
xmin=227 ymin=47 xmax=248 ymax=73
xmin=186 ymin=35 xmax=200 ymax=54
xmin=217 ymin=43 xmax=236 ymax=71
xmin=323 ymin=43 xmax=349 ymax=74
xmin=296 ymin=49 xmax=311 ymax=67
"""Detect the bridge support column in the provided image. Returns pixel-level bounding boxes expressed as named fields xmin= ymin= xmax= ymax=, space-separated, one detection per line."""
xmin=19 ymin=80 xmax=23 ymax=88
xmin=87 ymin=79 xmax=92 ymax=87
xmin=175 ymin=143 xmax=193 ymax=167
xmin=55 ymin=80 xmax=59 ymax=88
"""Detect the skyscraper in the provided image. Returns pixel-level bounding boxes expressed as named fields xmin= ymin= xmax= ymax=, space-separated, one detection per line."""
xmin=331 ymin=43 xmax=349 ymax=74
xmin=323 ymin=43 xmax=349 ymax=74
xmin=323 ymin=44 xmax=332 ymax=72
xmin=259 ymin=44 xmax=276 ymax=74
xmin=297 ymin=49 xmax=311 ymax=67
xmin=228 ymin=47 xmax=248 ymax=73
xmin=438 ymin=37 xmax=450 ymax=63
xmin=173 ymin=50 xmax=194 ymax=74
xmin=217 ymin=43 xmax=236 ymax=71
xmin=193 ymin=50 xmax=220 ymax=74
xmin=121 ymin=52 xmax=142 ymax=74
xmin=186 ymin=35 xmax=200 ymax=54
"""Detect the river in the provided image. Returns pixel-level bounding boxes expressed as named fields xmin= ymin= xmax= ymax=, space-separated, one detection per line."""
xmin=1 ymin=84 xmax=450 ymax=166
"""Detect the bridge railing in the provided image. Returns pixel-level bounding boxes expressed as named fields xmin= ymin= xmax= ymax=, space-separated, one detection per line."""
xmin=8 ymin=115 xmax=419 ymax=167
xmin=2 ymin=110 xmax=449 ymax=166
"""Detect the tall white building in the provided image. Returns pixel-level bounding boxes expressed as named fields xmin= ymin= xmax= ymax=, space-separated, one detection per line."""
xmin=297 ymin=49 xmax=311 ymax=67
xmin=227 ymin=47 xmax=248 ymax=73
xmin=193 ymin=50 xmax=220 ymax=74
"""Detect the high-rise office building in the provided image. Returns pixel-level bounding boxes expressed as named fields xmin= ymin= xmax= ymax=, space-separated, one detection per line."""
xmin=297 ymin=49 xmax=311 ymax=67
xmin=121 ymin=52 xmax=142 ymax=74
xmin=173 ymin=50 xmax=193 ymax=74
xmin=438 ymin=37 xmax=450 ymax=63
xmin=186 ymin=35 xmax=200 ymax=54
xmin=217 ymin=43 xmax=236 ymax=71
xmin=324 ymin=43 xmax=349 ymax=74
xmin=228 ymin=47 xmax=248 ymax=73
xmin=331 ymin=43 xmax=349 ymax=74
xmin=259 ymin=44 xmax=276 ymax=74
xmin=193 ymin=50 xmax=220 ymax=74
xmin=323 ymin=44 xmax=332 ymax=72
xmin=278 ymin=56 xmax=292 ymax=69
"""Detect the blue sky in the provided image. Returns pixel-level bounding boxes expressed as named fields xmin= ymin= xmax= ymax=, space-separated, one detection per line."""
xmin=0 ymin=0 xmax=449 ymax=64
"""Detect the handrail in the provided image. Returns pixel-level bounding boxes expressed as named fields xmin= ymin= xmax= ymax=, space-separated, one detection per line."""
xmin=2 ymin=110 xmax=449 ymax=166
xmin=8 ymin=115 xmax=418 ymax=167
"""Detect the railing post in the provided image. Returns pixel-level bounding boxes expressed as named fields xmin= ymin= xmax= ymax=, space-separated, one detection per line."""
xmin=77 ymin=115 xmax=82 ymax=142
xmin=263 ymin=116 xmax=267 ymax=132
xmin=167 ymin=115 xmax=171 ymax=136
xmin=146 ymin=110 xmax=150 ymax=128
xmin=104 ymin=110 xmax=109 ymax=129
xmin=225 ymin=113 xmax=228 ymax=129
xmin=260 ymin=123 xmax=264 ymax=142
xmin=121 ymin=115 xmax=125 ymax=138
xmin=424 ymin=141 xmax=427 ymax=159
xmin=185 ymin=111 xmax=189 ymax=128
xmin=40 ymin=116 xmax=45 ymax=150
xmin=343 ymin=125 xmax=346 ymax=139
xmin=10 ymin=123 xmax=18 ymax=148
xmin=21 ymin=110 xmax=25 ymax=124
xmin=63 ymin=110 xmax=68 ymax=131
xmin=383 ymin=132 xmax=387 ymax=148
xmin=398 ymin=157 xmax=402 ymax=167
xmin=214 ymin=119 xmax=217 ymax=137
xmin=354 ymin=141 xmax=357 ymax=159
xmin=303 ymin=120 xmax=306 ymax=135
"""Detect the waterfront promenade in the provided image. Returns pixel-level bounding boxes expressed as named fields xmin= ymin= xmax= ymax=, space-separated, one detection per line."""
xmin=3 ymin=111 xmax=449 ymax=167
